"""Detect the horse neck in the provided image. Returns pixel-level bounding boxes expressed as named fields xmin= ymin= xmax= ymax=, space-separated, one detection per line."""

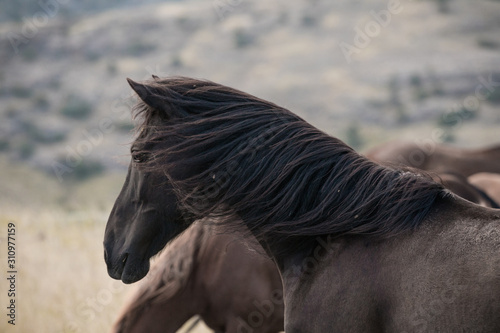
xmin=112 ymin=279 xmax=200 ymax=333
xmin=138 ymin=290 xmax=199 ymax=332
xmin=232 ymin=145 xmax=442 ymax=262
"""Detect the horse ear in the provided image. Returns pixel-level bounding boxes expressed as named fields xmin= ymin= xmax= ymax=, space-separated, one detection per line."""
xmin=127 ymin=78 xmax=167 ymax=113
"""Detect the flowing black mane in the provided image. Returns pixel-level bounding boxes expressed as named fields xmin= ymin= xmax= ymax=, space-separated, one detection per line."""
xmin=131 ymin=76 xmax=445 ymax=255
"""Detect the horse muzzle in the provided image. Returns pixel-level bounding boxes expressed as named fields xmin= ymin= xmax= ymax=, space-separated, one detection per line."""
xmin=104 ymin=245 xmax=150 ymax=284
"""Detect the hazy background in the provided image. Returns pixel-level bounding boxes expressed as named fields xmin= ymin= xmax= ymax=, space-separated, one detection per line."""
xmin=0 ymin=0 xmax=499 ymax=332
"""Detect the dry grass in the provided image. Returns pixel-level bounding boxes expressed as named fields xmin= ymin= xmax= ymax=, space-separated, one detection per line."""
xmin=0 ymin=160 xmax=212 ymax=333
xmin=0 ymin=206 xmax=129 ymax=333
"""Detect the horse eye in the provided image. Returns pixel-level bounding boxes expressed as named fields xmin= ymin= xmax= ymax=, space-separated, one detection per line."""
xmin=132 ymin=152 xmax=149 ymax=163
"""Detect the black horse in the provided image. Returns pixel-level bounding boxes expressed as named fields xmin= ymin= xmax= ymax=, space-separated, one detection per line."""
xmin=104 ymin=76 xmax=500 ymax=332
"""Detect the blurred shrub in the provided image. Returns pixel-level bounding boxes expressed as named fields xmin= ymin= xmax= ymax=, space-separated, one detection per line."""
xmin=345 ymin=124 xmax=364 ymax=150
xmin=486 ymin=89 xmax=500 ymax=104
xmin=409 ymin=74 xmax=429 ymax=101
xmin=33 ymin=93 xmax=50 ymax=111
xmin=116 ymin=121 xmax=134 ymax=133
xmin=302 ymin=15 xmax=316 ymax=27
xmin=21 ymin=45 xmax=39 ymax=62
xmin=11 ymin=86 xmax=32 ymax=98
xmin=85 ymin=51 xmax=102 ymax=62
xmin=387 ymin=76 xmax=409 ymax=124
xmin=0 ymin=138 xmax=10 ymax=152
xmin=477 ymin=38 xmax=500 ymax=50
xmin=60 ymin=94 xmax=93 ymax=119
xmin=33 ymin=129 xmax=67 ymax=144
xmin=234 ymin=29 xmax=254 ymax=48
xmin=5 ymin=106 xmax=18 ymax=118
xmin=48 ymin=78 xmax=61 ymax=90
xmin=442 ymin=131 xmax=455 ymax=143
xmin=18 ymin=141 xmax=35 ymax=159
xmin=171 ymin=55 xmax=183 ymax=68
xmin=437 ymin=107 xmax=477 ymax=128
xmin=107 ymin=62 xmax=118 ymax=75
xmin=18 ymin=119 xmax=65 ymax=144
xmin=71 ymin=159 xmax=105 ymax=181
xmin=176 ymin=16 xmax=199 ymax=32
xmin=126 ymin=40 xmax=156 ymax=57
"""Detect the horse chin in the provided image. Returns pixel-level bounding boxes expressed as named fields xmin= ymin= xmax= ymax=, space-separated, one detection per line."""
xmin=121 ymin=257 xmax=150 ymax=284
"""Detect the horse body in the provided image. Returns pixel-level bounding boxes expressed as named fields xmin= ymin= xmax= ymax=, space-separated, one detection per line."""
xmin=469 ymin=172 xmax=500 ymax=204
xmin=285 ymin=197 xmax=500 ymax=332
xmin=434 ymin=172 xmax=499 ymax=208
xmin=113 ymin=222 xmax=284 ymax=333
xmin=104 ymin=77 xmax=500 ymax=332
xmin=366 ymin=141 xmax=500 ymax=177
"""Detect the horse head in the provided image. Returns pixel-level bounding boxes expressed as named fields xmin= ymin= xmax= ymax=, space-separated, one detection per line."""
xmin=104 ymin=78 xmax=199 ymax=284
xmin=104 ymin=75 xmax=286 ymax=283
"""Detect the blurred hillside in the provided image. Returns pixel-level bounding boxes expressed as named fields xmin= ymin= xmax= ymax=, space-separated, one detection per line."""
xmin=0 ymin=0 xmax=174 ymax=22
xmin=0 ymin=0 xmax=500 ymax=187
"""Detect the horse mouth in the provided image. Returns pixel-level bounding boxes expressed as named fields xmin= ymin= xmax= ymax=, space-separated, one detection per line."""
xmin=106 ymin=252 xmax=150 ymax=284
xmin=122 ymin=259 xmax=150 ymax=284
xmin=121 ymin=265 xmax=149 ymax=284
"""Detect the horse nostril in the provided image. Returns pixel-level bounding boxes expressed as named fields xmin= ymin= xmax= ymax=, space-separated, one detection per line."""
xmin=122 ymin=253 xmax=128 ymax=265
